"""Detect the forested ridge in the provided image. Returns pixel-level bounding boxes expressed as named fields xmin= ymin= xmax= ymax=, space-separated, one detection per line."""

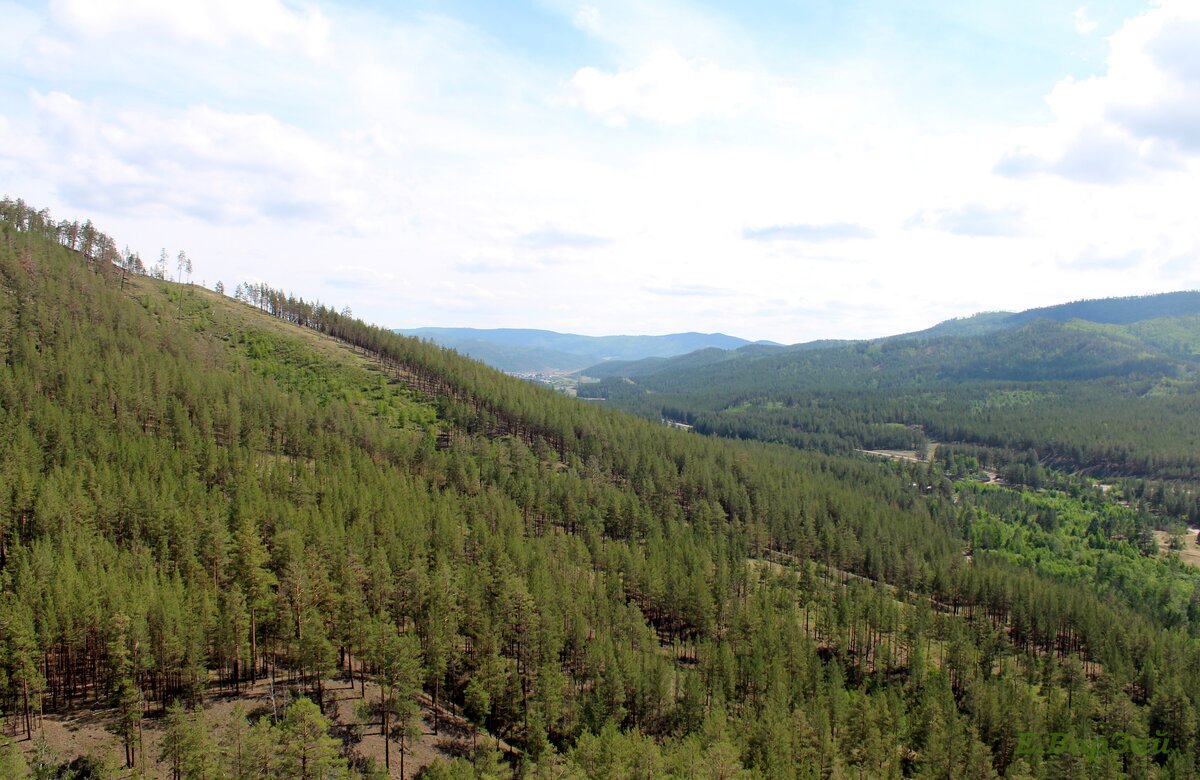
xmin=581 ymin=303 xmax=1200 ymax=521
xmin=3 ymin=198 xmax=1200 ymax=778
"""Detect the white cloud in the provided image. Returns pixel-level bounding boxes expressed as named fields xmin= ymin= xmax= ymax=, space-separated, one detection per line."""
xmin=516 ymin=227 xmax=611 ymax=250
xmin=1074 ymin=7 xmax=1099 ymax=35
xmin=49 ymin=0 xmax=330 ymax=56
xmin=5 ymin=1 xmax=1199 ymax=342
xmin=644 ymin=283 xmax=736 ymax=298
xmin=574 ymin=5 xmax=602 ymax=36
xmin=1070 ymin=244 xmax=1142 ymax=270
xmin=909 ymin=203 xmax=1028 ymax=237
xmin=743 ymin=223 xmax=873 ymax=242
xmin=455 ymin=249 xmax=554 ymax=275
xmin=25 ymin=91 xmax=364 ymax=225
xmin=325 ymin=263 xmax=396 ymax=290
xmin=567 ymin=49 xmax=753 ymax=125
xmin=999 ymin=0 xmax=1200 ymax=182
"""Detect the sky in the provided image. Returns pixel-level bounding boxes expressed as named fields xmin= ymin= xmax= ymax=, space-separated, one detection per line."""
xmin=1 ymin=0 xmax=1198 ymax=342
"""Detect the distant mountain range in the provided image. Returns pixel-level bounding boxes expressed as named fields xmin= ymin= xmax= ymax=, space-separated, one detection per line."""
xmin=396 ymin=292 xmax=1200 ymax=379
xmin=574 ymin=290 xmax=1200 ymax=479
xmin=583 ymin=291 xmax=1200 ymax=379
xmin=392 ymin=327 xmax=779 ymax=372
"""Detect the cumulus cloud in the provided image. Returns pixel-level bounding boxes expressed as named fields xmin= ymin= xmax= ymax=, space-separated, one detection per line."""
xmin=26 ymin=91 xmax=362 ymax=225
xmin=910 ymin=203 xmax=1028 ymax=237
xmin=455 ymin=250 xmax=559 ymax=275
xmin=324 ymin=264 xmax=396 ymax=290
xmin=997 ymin=1 xmax=1200 ymax=182
xmin=7 ymin=0 xmax=1197 ymax=340
xmin=455 ymin=261 xmax=539 ymax=275
xmin=49 ymin=0 xmax=330 ymax=56
xmin=1074 ymin=7 xmax=1098 ymax=35
xmin=1160 ymin=252 xmax=1200 ymax=278
xmin=573 ymin=5 xmax=602 ymax=36
xmin=516 ymin=227 xmax=611 ymax=250
xmin=994 ymin=124 xmax=1168 ymax=182
xmin=743 ymin=223 xmax=873 ymax=242
xmin=567 ymin=49 xmax=753 ymax=126
xmin=1069 ymin=245 xmax=1143 ymax=271
xmin=644 ymin=284 xmax=733 ymax=297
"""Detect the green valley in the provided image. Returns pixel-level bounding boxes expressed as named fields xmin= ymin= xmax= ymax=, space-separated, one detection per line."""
xmin=580 ymin=297 xmax=1200 ymax=524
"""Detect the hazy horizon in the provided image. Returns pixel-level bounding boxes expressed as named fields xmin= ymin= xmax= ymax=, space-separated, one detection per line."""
xmin=3 ymin=0 xmax=1198 ymax=343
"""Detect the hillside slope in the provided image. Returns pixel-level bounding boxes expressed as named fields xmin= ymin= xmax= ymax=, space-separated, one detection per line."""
xmin=888 ymin=291 xmax=1200 ymax=342
xmin=3 ymin=200 xmax=1200 ymax=778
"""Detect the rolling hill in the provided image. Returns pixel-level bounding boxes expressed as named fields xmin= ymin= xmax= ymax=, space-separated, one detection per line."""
xmin=581 ymin=294 xmax=1200 ymax=491
xmin=891 ymin=291 xmax=1200 ymax=341
xmin=394 ymin=326 xmax=774 ymax=372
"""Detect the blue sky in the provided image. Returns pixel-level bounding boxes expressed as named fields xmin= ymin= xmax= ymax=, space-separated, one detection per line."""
xmin=2 ymin=0 xmax=1197 ymax=341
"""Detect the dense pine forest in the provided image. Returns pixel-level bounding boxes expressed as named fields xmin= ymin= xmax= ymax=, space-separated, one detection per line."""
xmin=3 ymin=197 xmax=1200 ymax=778
xmin=580 ymin=303 xmax=1200 ymax=524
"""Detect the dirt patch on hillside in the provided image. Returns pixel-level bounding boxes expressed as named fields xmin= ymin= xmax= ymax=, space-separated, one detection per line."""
xmin=1154 ymin=529 xmax=1200 ymax=569
xmin=14 ymin=667 xmax=505 ymax=779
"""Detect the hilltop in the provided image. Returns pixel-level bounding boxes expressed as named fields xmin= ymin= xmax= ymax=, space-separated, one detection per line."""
xmin=898 ymin=291 xmax=1200 ymax=339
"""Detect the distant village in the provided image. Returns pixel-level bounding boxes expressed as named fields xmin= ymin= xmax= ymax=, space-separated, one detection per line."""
xmin=509 ymin=370 xmax=579 ymax=395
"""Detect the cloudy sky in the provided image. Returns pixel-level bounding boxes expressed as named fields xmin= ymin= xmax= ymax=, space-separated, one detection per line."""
xmin=2 ymin=0 xmax=1197 ymax=341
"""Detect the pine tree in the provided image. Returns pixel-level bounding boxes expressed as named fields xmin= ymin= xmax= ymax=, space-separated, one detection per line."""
xmin=159 ymin=702 xmax=217 ymax=780
xmin=244 ymin=716 xmax=282 ymax=778
xmin=280 ymin=697 xmax=347 ymax=780
xmin=231 ymin=516 xmax=277 ymax=683
xmin=369 ymin=621 xmax=423 ymax=777
xmin=464 ymin=677 xmax=491 ymax=752
xmin=0 ymin=598 xmax=45 ymax=740
xmin=107 ymin=613 xmax=145 ymax=770
xmin=219 ymin=705 xmax=253 ymax=780
xmin=0 ymin=738 xmax=28 ymax=780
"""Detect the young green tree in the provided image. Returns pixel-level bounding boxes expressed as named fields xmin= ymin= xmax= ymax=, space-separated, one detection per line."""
xmin=296 ymin=610 xmax=337 ymax=703
xmin=159 ymin=701 xmax=218 ymax=780
xmin=369 ymin=621 xmax=423 ymax=777
xmin=231 ymin=516 xmax=277 ymax=683
xmin=107 ymin=613 xmax=145 ymax=770
xmin=0 ymin=738 xmax=28 ymax=780
xmin=244 ymin=716 xmax=282 ymax=779
xmin=420 ymin=758 xmax=479 ymax=780
xmin=464 ymin=677 xmax=491 ymax=753
xmin=280 ymin=697 xmax=346 ymax=780
xmin=0 ymin=599 xmax=45 ymax=741
xmin=219 ymin=705 xmax=253 ymax=780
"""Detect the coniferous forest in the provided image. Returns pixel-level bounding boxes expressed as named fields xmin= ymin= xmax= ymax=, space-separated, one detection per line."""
xmin=580 ymin=302 xmax=1200 ymax=524
xmin=4 ymin=197 xmax=1200 ymax=779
